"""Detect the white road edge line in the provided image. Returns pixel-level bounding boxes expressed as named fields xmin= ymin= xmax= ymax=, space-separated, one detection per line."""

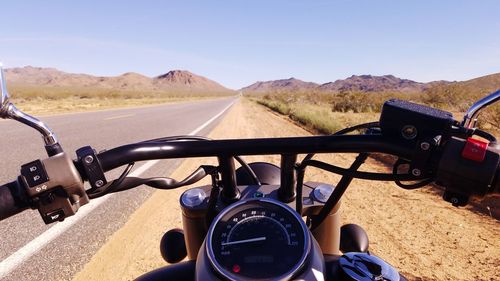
xmin=0 ymin=98 xmax=237 ymax=279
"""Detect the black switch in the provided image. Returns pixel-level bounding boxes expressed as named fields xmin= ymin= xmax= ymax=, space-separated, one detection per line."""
xmin=21 ymin=160 xmax=49 ymax=187
xmin=42 ymin=209 xmax=65 ymax=224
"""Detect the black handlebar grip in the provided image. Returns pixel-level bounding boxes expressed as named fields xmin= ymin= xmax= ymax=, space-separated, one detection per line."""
xmin=488 ymin=146 xmax=500 ymax=194
xmin=0 ymin=179 xmax=29 ymax=220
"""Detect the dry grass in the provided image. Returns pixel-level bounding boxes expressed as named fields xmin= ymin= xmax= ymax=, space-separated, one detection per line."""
xmin=255 ymin=97 xmax=378 ymax=135
xmin=251 ymin=88 xmax=499 ymax=136
xmin=14 ymin=96 xmax=219 ymax=116
xmin=7 ymin=85 xmax=234 ymax=115
xmin=9 ymin=84 xmax=233 ymax=100
xmin=255 ymin=99 xmax=340 ymax=134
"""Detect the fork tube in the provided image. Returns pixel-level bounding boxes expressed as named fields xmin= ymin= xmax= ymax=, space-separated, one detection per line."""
xmin=311 ymin=202 xmax=341 ymax=255
xmin=218 ymin=156 xmax=240 ymax=202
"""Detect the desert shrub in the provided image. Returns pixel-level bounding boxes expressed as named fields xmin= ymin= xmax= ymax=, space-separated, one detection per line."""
xmin=256 ymin=98 xmax=341 ymax=134
xmin=8 ymin=85 xmax=234 ymax=102
xmin=331 ymin=92 xmax=384 ymax=113
xmin=252 ymin=81 xmax=499 ymax=136
xmin=256 ymin=99 xmax=291 ymax=115
xmin=477 ymin=103 xmax=500 ymax=130
xmin=289 ymin=106 xmax=341 ymax=134
xmin=332 ymin=92 xmax=367 ymax=113
xmin=422 ymin=84 xmax=471 ymax=110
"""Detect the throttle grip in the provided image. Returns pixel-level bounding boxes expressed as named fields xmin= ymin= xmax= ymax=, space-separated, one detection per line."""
xmin=436 ymin=138 xmax=500 ymax=206
xmin=494 ymin=167 xmax=500 ymax=194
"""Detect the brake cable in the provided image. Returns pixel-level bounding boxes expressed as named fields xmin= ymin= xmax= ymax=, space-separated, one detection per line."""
xmin=88 ymin=135 xmax=260 ymax=198
xmin=88 ymin=162 xmax=135 ymax=199
xmin=205 ymin=171 xmax=222 ymax=228
xmin=300 ymin=159 xmax=429 ymax=181
xmin=104 ymin=165 xmax=218 ymax=193
xmin=393 ymin=158 xmax=434 ymax=189
xmin=296 ymin=122 xmax=435 ymax=228
xmin=140 ymin=135 xmax=261 ymax=185
xmin=309 ymin=153 xmax=369 ymax=231
xmin=302 ymin=121 xmax=380 ymax=163
xmin=295 ymin=122 xmax=379 ymax=215
xmin=471 ymin=128 xmax=497 ymax=144
xmin=298 ymin=153 xmax=432 ymax=230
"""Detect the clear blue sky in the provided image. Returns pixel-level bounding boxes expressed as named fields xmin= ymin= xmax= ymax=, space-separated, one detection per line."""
xmin=1 ymin=0 xmax=499 ymax=89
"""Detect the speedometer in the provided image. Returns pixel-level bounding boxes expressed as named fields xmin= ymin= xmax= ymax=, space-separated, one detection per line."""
xmin=206 ymin=198 xmax=310 ymax=281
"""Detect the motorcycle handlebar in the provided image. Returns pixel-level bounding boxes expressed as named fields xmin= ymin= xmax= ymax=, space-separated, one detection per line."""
xmin=95 ymin=133 xmax=500 ymax=201
xmin=0 ymin=179 xmax=28 ymax=220
xmin=96 ymin=134 xmax=412 ymax=172
xmin=0 ymin=129 xmax=499 ymax=223
xmin=0 ymin=134 xmax=414 ymax=223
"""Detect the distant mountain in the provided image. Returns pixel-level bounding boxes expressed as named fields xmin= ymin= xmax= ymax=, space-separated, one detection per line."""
xmin=242 ymin=74 xmax=445 ymax=94
xmin=423 ymin=72 xmax=500 ymax=102
xmin=318 ymin=75 xmax=426 ymax=93
xmin=444 ymin=72 xmax=500 ymax=94
xmin=5 ymin=66 xmax=232 ymax=93
xmin=241 ymin=78 xmax=319 ymax=92
xmin=155 ymin=70 xmax=229 ymax=91
xmin=6 ymin=66 xmax=98 ymax=87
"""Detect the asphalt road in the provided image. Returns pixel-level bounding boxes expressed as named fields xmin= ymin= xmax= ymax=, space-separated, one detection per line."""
xmin=0 ymin=97 xmax=237 ymax=281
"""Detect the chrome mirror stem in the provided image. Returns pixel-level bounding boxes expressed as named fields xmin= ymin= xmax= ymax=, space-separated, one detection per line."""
xmin=462 ymin=89 xmax=500 ymax=129
xmin=0 ymin=64 xmax=60 ymax=149
xmin=4 ymin=103 xmax=59 ymax=145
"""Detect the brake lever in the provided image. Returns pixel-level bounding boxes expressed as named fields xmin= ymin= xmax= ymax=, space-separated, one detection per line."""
xmin=92 ymin=165 xmax=218 ymax=197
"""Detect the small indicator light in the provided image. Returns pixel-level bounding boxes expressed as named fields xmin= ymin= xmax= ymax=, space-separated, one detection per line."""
xmin=253 ymin=191 xmax=264 ymax=198
xmin=232 ymin=264 xmax=241 ymax=273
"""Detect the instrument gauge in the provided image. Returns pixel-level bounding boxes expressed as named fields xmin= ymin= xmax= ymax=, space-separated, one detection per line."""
xmin=206 ymin=198 xmax=310 ymax=280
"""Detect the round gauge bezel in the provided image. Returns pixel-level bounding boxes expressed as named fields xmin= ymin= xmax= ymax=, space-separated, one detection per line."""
xmin=206 ymin=198 xmax=311 ymax=281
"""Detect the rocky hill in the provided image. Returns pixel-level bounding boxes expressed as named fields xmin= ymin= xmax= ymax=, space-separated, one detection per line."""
xmin=5 ymin=66 xmax=232 ymax=93
xmin=431 ymin=72 xmax=500 ymax=95
xmin=242 ymin=74 xmax=441 ymax=93
xmin=318 ymin=74 xmax=426 ymax=93
xmin=422 ymin=72 xmax=500 ymax=109
xmin=154 ymin=70 xmax=228 ymax=91
xmin=242 ymin=78 xmax=319 ymax=92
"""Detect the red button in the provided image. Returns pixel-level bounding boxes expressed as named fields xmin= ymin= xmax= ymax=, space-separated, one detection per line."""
xmin=232 ymin=264 xmax=241 ymax=273
xmin=461 ymin=137 xmax=489 ymax=162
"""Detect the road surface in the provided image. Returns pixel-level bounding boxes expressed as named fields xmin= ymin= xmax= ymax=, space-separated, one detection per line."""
xmin=0 ymin=97 xmax=236 ymax=281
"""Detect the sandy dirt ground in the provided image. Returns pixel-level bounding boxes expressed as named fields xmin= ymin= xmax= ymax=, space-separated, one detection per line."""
xmin=72 ymin=99 xmax=499 ymax=281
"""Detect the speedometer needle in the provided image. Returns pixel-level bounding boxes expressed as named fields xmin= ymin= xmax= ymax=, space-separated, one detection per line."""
xmin=221 ymin=237 xmax=267 ymax=246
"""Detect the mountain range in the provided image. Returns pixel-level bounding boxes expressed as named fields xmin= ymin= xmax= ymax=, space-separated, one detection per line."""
xmin=242 ymin=75 xmax=446 ymax=93
xmin=5 ymin=66 xmax=232 ymax=93
xmin=5 ymin=66 xmax=499 ymax=95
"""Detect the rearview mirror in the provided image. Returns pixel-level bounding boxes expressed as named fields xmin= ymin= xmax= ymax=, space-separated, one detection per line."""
xmin=462 ymin=89 xmax=500 ymax=129
xmin=0 ymin=63 xmax=10 ymax=117
xmin=0 ymin=63 xmax=62 ymax=155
